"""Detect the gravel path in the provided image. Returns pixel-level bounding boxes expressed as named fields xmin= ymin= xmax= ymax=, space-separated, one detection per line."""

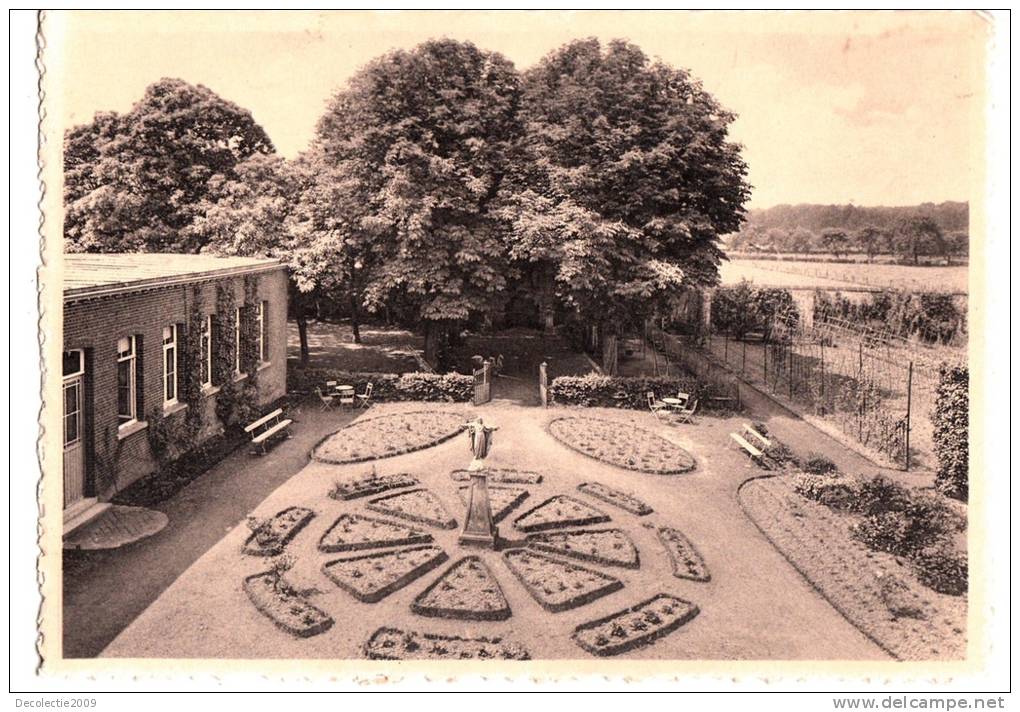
xmin=101 ymin=401 xmax=887 ymax=661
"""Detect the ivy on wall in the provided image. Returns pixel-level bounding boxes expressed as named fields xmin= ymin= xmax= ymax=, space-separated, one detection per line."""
xmin=213 ymin=278 xmax=262 ymax=432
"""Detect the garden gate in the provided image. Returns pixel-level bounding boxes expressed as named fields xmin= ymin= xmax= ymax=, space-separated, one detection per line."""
xmin=473 ymin=359 xmax=492 ymax=405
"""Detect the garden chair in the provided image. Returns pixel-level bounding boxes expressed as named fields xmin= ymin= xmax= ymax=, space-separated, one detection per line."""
xmin=356 ymin=382 xmax=374 ymax=409
xmin=646 ymin=391 xmax=669 ymax=419
xmin=671 ymin=398 xmax=698 ymax=425
xmin=337 ymin=387 xmax=355 ymax=409
xmin=315 ymin=387 xmax=337 ymax=411
xmin=675 ymin=391 xmax=691 ymax=408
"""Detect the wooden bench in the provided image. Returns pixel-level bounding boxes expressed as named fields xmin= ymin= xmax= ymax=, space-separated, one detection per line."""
xmin=742 ymin=423 xmax=772 ymax=450
xmin=244 ymin=408 xmax=293 ymax=455
xmin=730 ymin=432 xmax=769 ymax=469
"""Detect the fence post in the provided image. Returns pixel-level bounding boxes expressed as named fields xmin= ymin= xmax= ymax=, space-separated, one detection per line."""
xmin=789 ymin=344 xmax=794 ymax=399
xmin=539 ymin=361 xmax=548 ymax=408
xmin=742 ymin=339 xmax=746 ymax=376
xmin=905 ymin=361 xmax=913 ymax=471
xmin=763 ymin=341 xmax=768 ymax=385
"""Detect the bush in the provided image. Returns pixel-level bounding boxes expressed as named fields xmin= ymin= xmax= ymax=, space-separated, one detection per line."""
xmin=548 ymin=373 xmax=713 ymax=410
xmin=932 ymin=365 xmax=968 ymax=500
xmin=792 ymin=473 xmax=861 ymax=510
xmin=288 ymin=369 xmax=474 ymax=403
xmin=854 ymin=475 xmax=911 ymax=516
xmin=712 ymin=282 xmax=798 ymax=341
xmin=802 ymin=453 xmax=838 ymax=475
xmin=764 ymin=441 xmax=799 ymax=468
xmin=910 ymin=544 xmax=968 ymax=596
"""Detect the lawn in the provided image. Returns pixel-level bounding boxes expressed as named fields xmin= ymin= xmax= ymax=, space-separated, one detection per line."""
xmin=287 ymin=320 xmax=424 ymax=373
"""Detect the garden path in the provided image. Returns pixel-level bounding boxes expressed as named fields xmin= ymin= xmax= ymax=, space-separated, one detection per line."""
xmin=61 ymin=404 xmax=358 ymax=658
xmin=100 ymin=400 xmax=889 ymax=661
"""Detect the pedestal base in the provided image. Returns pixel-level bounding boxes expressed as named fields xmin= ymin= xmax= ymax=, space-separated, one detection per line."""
xmin=458 ymin=529 xmax=499 ymax=548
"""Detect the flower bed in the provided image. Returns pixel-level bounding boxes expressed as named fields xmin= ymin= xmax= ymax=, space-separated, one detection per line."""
xmin=739 ymin=475 xmax=966 ymax=660
xmin=548 ymin=417 xmax=696 ymax=474
xmin=450 ymin=468 xmax=543 ymax=484
xmin=318 ymin=513 xmax=433 ymax=553
xmin=243 ymin=572 xmax=334 ymax=638
xmin=322 ymin=545 xmax=449 ymax=603
xmin=656 ymin=527 xmax=710 ymax=582
xmin=513 ymin=495 xmax=611 ymax=534
xmin=549 ymin=374 xmax=708 ymax=410
xmin=411 ymin=556 xmax=512 ymax=621
xmin=527 ymin=528 xmax=640 ymax=569
xmin=243 ymin=507 xmax=315 ymax=557
xmin=503 ymin=549 xmax=624 ymax=612
xmin=289 ymin=369 xmax=474 ymax=403
xmin=329 ymin=472 xmax=420 ymax=501
xmin=366 ymin=488 xmax=458 ymax=530
xmin=312 ymin=411 xmax=466 ymax=464
xmin=456 ymin=485 xmax=530 ymax=524
xmin=577 ymin=482 xmax=653 ymax=516
xmin=364 ymin=627 xmax=531 ymax=660
xmin=571 ymin=594 xmax=700 ymax=657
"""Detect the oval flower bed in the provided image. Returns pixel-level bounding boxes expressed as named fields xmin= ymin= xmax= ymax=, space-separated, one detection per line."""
xmin=548 ymin=417 xmax=696 ymax=474
xmin=312 ymin=411 xmax=466 ymax=464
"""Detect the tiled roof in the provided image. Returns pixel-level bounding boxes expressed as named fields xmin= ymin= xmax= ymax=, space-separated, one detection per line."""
xmin=63 ymin=253 xmax=285 ymax=300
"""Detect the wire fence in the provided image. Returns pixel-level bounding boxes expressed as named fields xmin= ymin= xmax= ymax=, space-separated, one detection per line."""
xmin=647 ymin=314 xmax=943 ymax=470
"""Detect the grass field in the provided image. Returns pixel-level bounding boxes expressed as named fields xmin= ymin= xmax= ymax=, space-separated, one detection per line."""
xmin=721 ymin=258 xmax=969 ymax=293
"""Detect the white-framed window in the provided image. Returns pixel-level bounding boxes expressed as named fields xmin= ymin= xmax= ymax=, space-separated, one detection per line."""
xmin=116 ymin=336 xmax=137 ymax=426
xmin=200 ymin=315 xmax=213 ymax=388
xmin=162 ymin=325 xmax=178 ymax=406
xmin=62 ymin=350 xmax=84 ymax=448
xmin=234 ymin=306 xmax=242 ymax=375
xmin=258 ymin=300 xmax=269 ymax=363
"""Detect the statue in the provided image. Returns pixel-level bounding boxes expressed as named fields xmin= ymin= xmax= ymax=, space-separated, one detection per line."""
xmin=458 ymin=417 xmax=499 ymax=548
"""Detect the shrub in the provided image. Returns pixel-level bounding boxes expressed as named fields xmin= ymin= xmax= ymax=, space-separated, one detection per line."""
xmin=910 ymin=544 xmax=968 ymax=596
xmin=932 ymin=364 xmax=968 ymax=500
xmin=288 ymin=369 xmax=473 ymax=403
xmin=850 ymin=511 xmax=913 ymax=555
xmin=548 ymin=373 xmax=715 ymax=410
xmin=854 ymin=475 xmax=911 ymax=516
xmin=802 ymin=453 xmax=838 ymax=475
xmin=764 ymin=441 xmax=799 ymax=468
xmin=792 ymin=473 xmax=861 ymax=510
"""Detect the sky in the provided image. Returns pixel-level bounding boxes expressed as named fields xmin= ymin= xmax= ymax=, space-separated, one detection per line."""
xmin=48 ymin=10 xmax=989 ymax=209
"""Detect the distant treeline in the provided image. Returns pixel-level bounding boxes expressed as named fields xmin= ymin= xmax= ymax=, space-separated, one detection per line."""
xmin=727 ymin=202 xmax=969 ymax=263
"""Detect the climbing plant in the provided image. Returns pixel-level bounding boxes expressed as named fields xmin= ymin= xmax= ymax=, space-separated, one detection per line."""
xmin=213 ymin=279 xmax=262 ymax=432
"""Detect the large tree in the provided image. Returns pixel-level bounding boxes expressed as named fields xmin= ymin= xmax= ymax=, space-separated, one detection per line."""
xmin=64 ymin=78 xmax=274 ymax=253
xmin=894 ymin=215 xmax=947 ymax=265
xmin=499 ymin=39 xmax=750 ymax=354
xmin=314 ymin=39 xmax=523 ymax=368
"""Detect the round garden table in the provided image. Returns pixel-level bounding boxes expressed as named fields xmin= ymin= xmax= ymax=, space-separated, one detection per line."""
xmin=662 ymin=397 xmax=687 ymax=410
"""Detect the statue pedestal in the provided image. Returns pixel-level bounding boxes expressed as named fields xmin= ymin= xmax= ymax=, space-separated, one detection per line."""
xmin=458 ymin=459 xmax=498 ymax=548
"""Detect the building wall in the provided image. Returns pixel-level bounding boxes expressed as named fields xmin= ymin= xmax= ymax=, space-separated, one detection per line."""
xmin=62 ymin=267 xmax=289 ymax=500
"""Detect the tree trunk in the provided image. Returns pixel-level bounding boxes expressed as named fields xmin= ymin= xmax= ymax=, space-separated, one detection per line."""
xmin=349 ymin=289 xmax=361 ymax=345
xmin=424 ymin=321 xmax=442 ymax=371
xmin=296 ymin=313 xmax=310 ymax=366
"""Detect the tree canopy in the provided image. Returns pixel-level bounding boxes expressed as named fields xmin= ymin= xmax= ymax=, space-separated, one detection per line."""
xmin=64 ymin=78 xmax=274 ymax=253
xmin=500 ymin=39 xmax=750 ymax=327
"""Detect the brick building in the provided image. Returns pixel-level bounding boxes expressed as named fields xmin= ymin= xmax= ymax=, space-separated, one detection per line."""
xmin=62 ymin=254 xmax=288 ymax=532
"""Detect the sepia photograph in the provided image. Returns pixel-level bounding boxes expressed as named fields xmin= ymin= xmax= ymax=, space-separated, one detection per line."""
xmin=17 ymin=7 xmax=1010 ymax=698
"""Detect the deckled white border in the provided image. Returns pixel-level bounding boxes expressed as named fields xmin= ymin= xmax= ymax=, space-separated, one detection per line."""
xmin=11 ymin=8 xmax=1013 ymax=694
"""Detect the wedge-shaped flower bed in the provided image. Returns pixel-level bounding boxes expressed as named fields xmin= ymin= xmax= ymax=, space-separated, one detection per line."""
xmin=312 ymin=411 xmax=465 ymax=464
xmin=330 ymin=472 xmax=419 ymax=501
xmin=243 ymin=572 xmax=334 ymax=638
xmin=657 ymin=526 xmax=710 ymax=582
xmin=577 ymin=482 xmax=653 ymax=516
xmin=503 ymin=549 xmax=623 ymax=612
xmin=456 ymin=485 xmax=530 ymax=524
xmin=450 ymin=468 xmax=543 ymax=485
xmin=548 ymin=416 xmax=696 ymax=474
xmin=513 ymin=495 xmax=610 ymax=534
xmin=243 ymin=507 xmax=315 ymax=557
xmin=411 ymin=556 xmax=512 ymax=621
xmin=318 ymin=513 xmax=433 ymax=553
xmin=364 ymin=627 xmax=530 ymax=660
xmin=572 ymin=593 xmax=700 ymax=657
xmin=322 ymin=545 xmax=448 ymax=603
xmin=366 ymin=488 xmax=457 ymax=530
xmin=527 ymin=528 xmax=640 ymax=570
